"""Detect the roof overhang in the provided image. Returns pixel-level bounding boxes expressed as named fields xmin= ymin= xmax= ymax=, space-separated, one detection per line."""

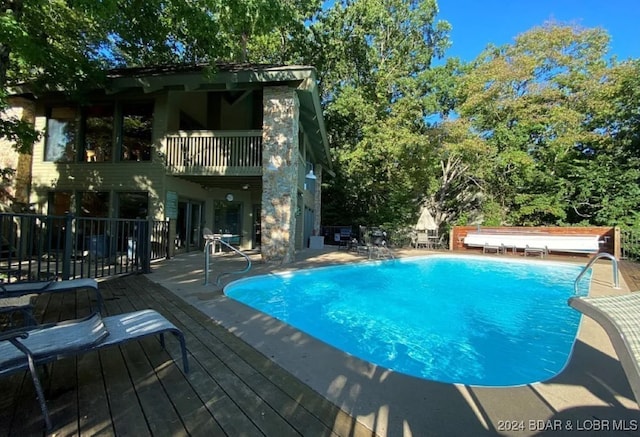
xmin=8 ymin=63 xmax=331 ymax=170
xmin=106 ymin=64 xmax=331 ymax=169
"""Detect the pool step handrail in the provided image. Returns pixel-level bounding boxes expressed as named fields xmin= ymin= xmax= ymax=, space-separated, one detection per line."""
xmin=574 ymin=252 xmax=619 ymax=294
xmin=213 ymin=239 xmax=252 ymax=286
xmin=203 ymin=230 xmax=252 ymax=286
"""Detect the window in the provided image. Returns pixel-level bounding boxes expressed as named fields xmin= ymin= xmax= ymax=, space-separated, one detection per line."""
xmin=45 ymin=100 xmax=154 ymax=163
xmin=45 ymin=107 xmax=78 ymax=162
xmin=121 ymin=102 xmax=153 ymax=161
xmin=78 ymin=191 xmax=109 ymax=217
xmin=83 ymin=104 xmax=114 ymax=162
xmin=47 ymin=191 xmax=72 ymax=215
xmin=213 ymin=201 xmax=242 ymax=245
xmin=117 ymin=192 xmax=149 ymax=218
xmin=47 ymin=191 xmax=72 ymax=250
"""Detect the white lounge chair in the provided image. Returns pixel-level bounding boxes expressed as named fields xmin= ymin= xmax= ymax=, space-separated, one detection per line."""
xmin=524 ymin=245 xmax=548 ymax=257
xmin=0 ymin=309 xmax=189 ymax=430
xmin=568 ymin=293 xmax=640 ymax=406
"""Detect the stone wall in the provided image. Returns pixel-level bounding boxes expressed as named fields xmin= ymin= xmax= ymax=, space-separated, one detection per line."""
xmin=261 ymin=87 xmax=300 ymax=263
xmin=0 ymin=97 xmax=35 ymax=210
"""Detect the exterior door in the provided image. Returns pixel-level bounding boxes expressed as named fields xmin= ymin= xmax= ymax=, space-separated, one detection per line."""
xmin=213 ymin=201 xmax=242 ymax=246
xmin=176 ymin=199 xmax=203 ymax=252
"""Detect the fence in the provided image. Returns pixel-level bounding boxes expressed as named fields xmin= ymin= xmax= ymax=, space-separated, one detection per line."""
xmin=451 ymin=225 xmax=617 ymax=256
xmin=321 ymin=225 xmax=354 ymax=246
xmin=621 ymin=228 xmax=640 ymax=260
xmin=0 ymin=213 xmax=170 ymax=283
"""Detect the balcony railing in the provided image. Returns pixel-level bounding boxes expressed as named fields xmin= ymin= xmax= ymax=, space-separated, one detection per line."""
xmin=165 ymin=130 xmax=263 ymax=176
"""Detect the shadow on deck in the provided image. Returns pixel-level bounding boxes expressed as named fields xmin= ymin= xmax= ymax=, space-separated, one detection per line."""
xmin=0 ymin=274 xmax=375 ymax=437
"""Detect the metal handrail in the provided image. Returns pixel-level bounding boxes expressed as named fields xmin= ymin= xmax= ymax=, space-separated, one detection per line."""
xmin=203 ymin=237 xmax=252 ymax=286
xmin=574 ymin=252 xmax=620 ymax=294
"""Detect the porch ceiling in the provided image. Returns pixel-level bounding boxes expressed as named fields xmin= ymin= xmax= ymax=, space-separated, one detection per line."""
xmin=176 ymin=175 xmax=263 ymax=193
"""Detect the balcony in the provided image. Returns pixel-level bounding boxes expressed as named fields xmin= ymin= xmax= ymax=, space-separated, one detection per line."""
xmin=165 ymin=130 xmax=262 ymax=176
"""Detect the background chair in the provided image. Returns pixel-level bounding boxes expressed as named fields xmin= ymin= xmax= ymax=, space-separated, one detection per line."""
xmin=415 ymin=232 xmax=429 ymax=248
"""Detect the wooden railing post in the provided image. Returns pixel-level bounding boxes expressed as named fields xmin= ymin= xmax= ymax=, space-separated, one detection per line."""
xmin=142 ymin=219 xmax=152 ymax=273
xmin=62 ymin=213 xmax=73 ymax=280
xmin=165 ymin=219 xmax=171 ymax=259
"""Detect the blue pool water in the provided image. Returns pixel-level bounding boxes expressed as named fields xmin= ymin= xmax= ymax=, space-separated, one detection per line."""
xmin=224 ymin=255 xmax=589 ymax=386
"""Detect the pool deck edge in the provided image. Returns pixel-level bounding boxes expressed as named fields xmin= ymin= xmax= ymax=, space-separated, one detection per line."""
xmin=148 ymin=249 xmax=640 ymax=437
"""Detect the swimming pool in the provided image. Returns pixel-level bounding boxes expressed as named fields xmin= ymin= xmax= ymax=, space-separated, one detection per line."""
xmin=224 ymin=255 xmax=590 ymax=386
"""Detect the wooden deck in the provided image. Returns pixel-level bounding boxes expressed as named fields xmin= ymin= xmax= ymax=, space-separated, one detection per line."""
xmin=621 ymin=259 xmax=640 ymax=291
xmin=0 ymin=274 xmax=376 ymax=437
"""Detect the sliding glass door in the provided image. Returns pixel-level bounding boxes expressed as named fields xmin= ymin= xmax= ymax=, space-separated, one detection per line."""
xmin=176 ymin=199 xmax=203 ymax=252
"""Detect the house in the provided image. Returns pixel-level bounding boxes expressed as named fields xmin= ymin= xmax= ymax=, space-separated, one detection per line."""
xmin=2 ymin=63 xmax=330 ymax=264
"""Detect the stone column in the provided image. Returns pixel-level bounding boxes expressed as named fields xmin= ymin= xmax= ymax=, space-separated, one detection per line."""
xmin=261 ymin=87 xmax=299 ymax=264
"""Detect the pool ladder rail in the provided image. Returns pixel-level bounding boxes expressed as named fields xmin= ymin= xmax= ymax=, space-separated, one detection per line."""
xmin=574 ymin=252 xmax=620 ymax=295
xmin=203 ymin=231 xmax=252 ymax=287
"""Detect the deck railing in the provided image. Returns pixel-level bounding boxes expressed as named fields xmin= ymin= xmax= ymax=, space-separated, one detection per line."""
xmin=0 ymin=213 xmax=170 ymax=283
xmin=165 ymin=130 xmax=262 ymax=174
xmin=621 ymin=227 xmax=640 ymax=260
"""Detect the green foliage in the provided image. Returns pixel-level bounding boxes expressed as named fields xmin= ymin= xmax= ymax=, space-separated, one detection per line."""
xmin=2 ymin=0 xmax=108 ymax=91
xmin=312 ymin=0 xmax=452 ymax=229
xmin=457 ymin=22 xmax=640 ymax=227
xmin=1 ymin=0 xmax=320 ymax=89
xmin=0 ymin=92 xmax=38 ymax=154
xmin=321 ymin=18 xmax=640 ymax=231
xmin=479 ymin=198 xmax=504 ymax=227
xmin=2 ymin=1 xmax=640 ymax=232
xmin=92 ymin=0 xmax=321 ymax=65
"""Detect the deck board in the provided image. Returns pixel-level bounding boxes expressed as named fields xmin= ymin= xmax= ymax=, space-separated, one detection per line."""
xmin=75 ymin=287 xmax=113 ymax=437
xmin=77 ymin=350 xmax=113 ymax=436
xmin=0 ymin=274 xmax=376 ymax=436
xmin=126 ymin=279 xmax=303 ymax=437
xmin=102 ymin=291 xmax=185 ymax=437
xmin=621 ymin=259 xmax=640 ymax=291
xmin=100 ymin=347 xmax=151 ymax=437
xmin=130 ymin=275 xmax=353 ymax=437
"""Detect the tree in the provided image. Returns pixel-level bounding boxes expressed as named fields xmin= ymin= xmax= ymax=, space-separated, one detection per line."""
xmin=419 ymin=117 xmax=494 ymax=228
xmin=457 ymin=23 xmax=622 ymax=225
xmin=310 ymin=0 xmax=451 ymax=229
xmin=95 ymin=0 xmax=321 ymax=66
xmin=0 ymin=0 xmax=316 ymax=208
xmin=564 ymin=59 xmax=640 ymax=226
xmin=1 ymin=0 xmax=109 ymax=206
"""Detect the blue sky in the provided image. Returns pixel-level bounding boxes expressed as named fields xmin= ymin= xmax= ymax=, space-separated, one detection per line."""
xmin=437 ymin=0 xmax=640 ymax=61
